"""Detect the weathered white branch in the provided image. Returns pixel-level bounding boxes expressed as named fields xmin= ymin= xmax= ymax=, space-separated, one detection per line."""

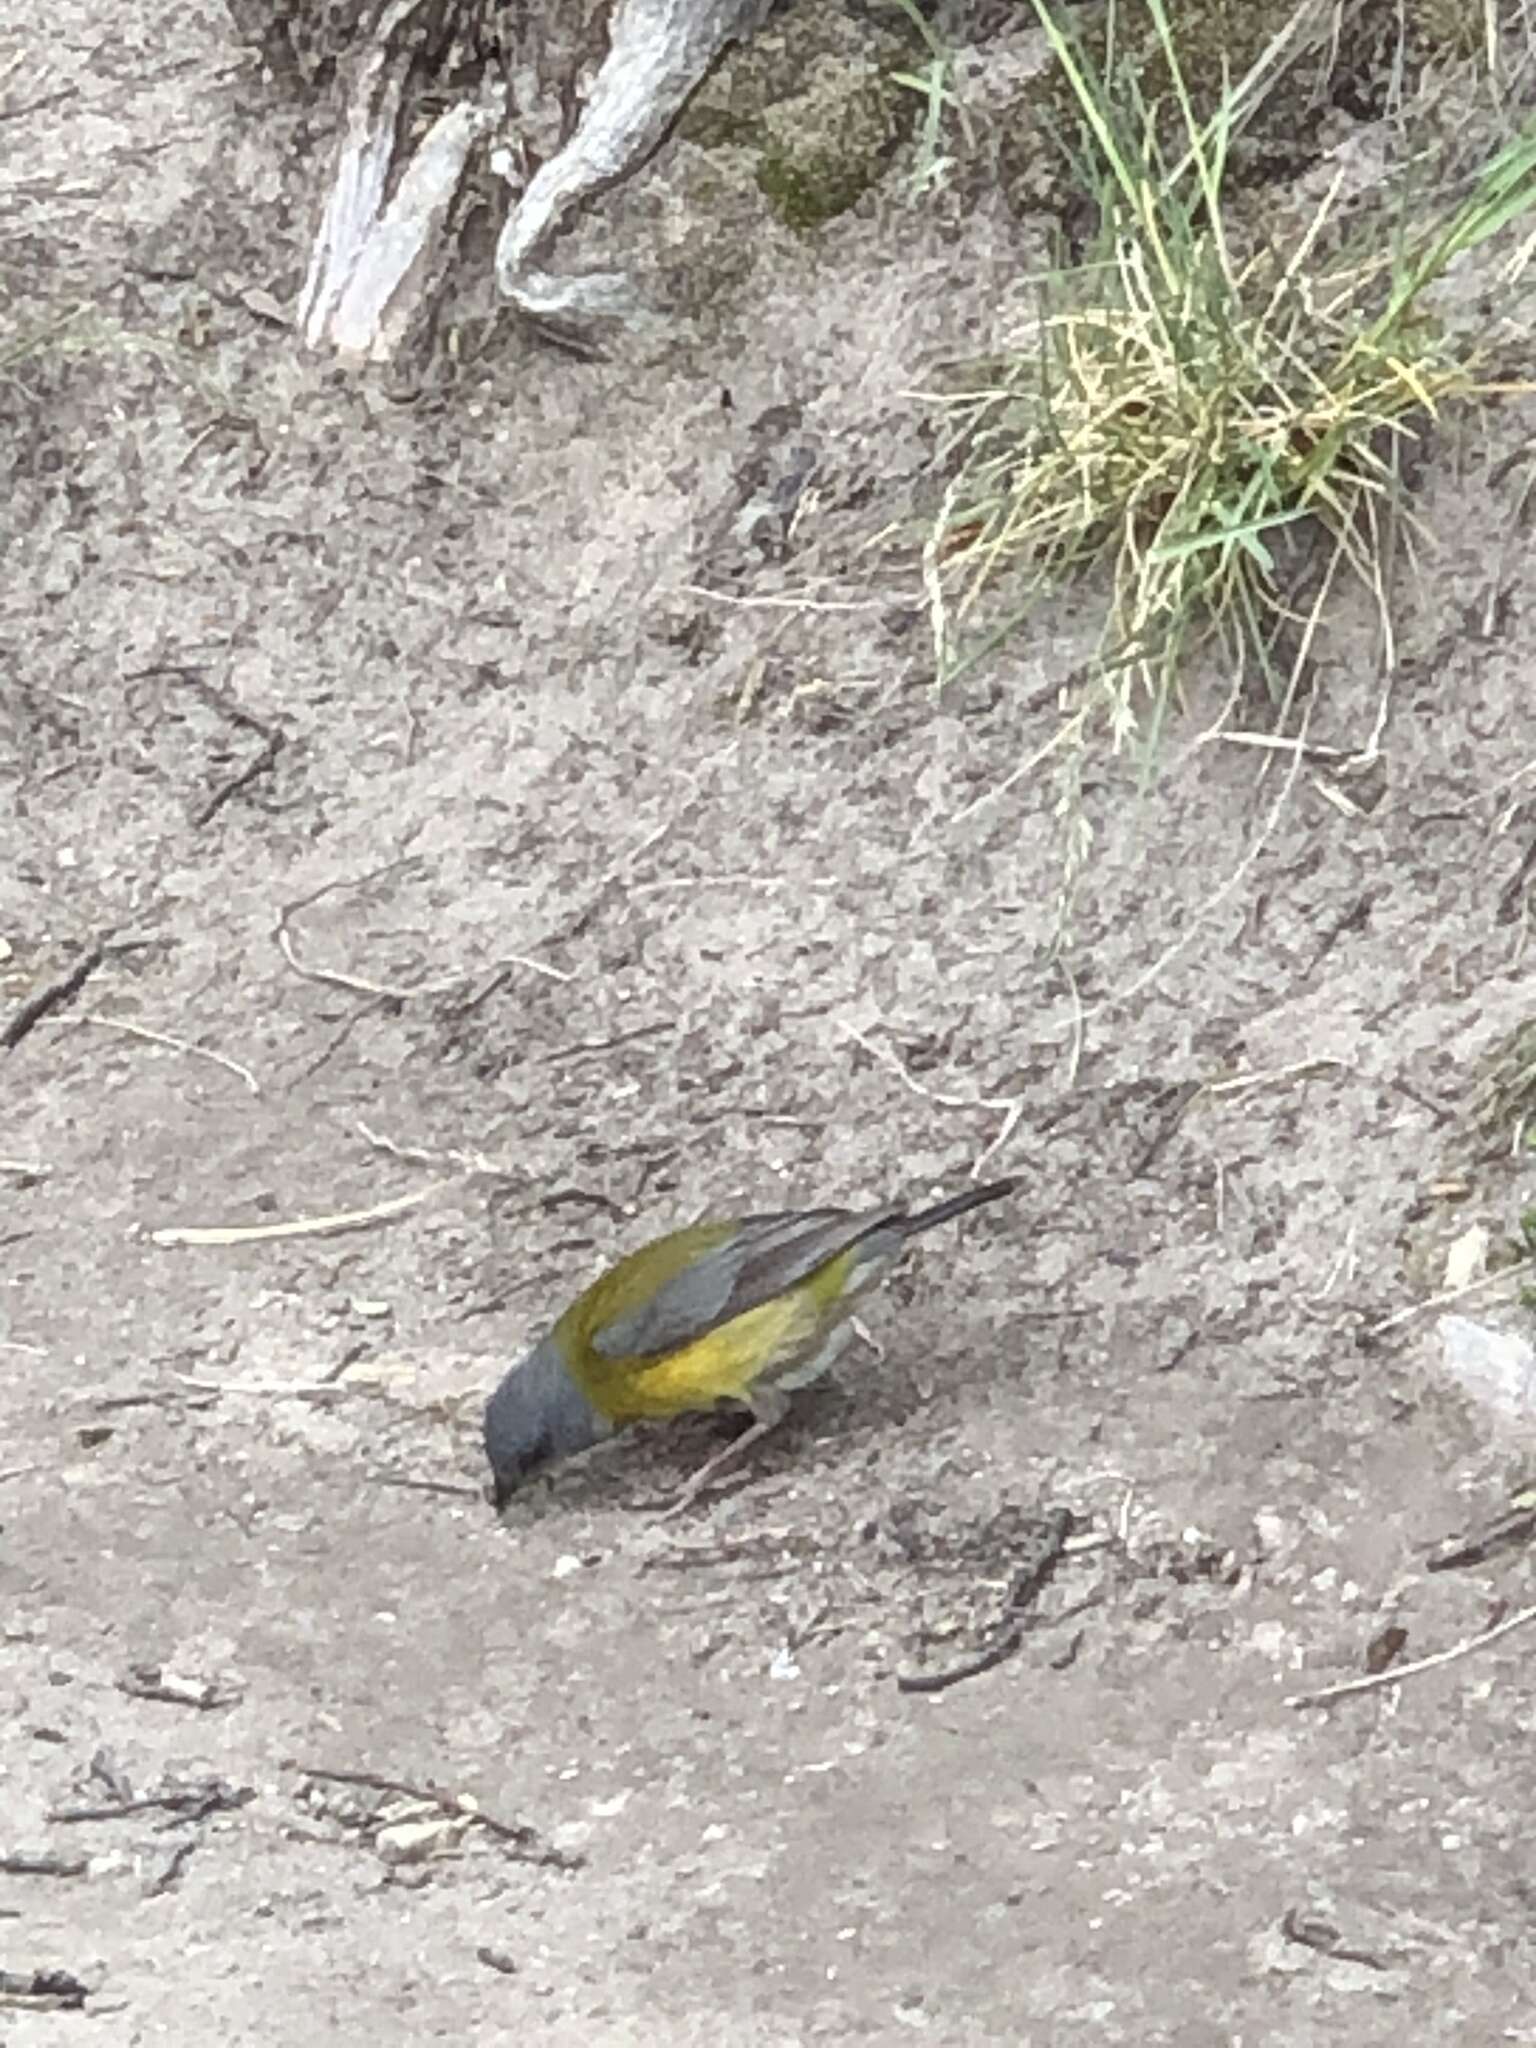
xmin=326 ymin=93 xmax=503 ymax=363
xmin=297 ymin=0 xmax=771 ymax=359
xmin=494 ymin=0 xmax=769 ymax=322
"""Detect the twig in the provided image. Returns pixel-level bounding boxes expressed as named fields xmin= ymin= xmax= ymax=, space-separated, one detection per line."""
xmin=1061 ymin=959 xmax=1084 ymax=1090
xmin=172 ymin=1374 xmax=354 ymax=1396
xmin=630 ymin=875 xmax=839 ymax=896
xmin=0 ymin=1159 xmax=50 ymax=1178
xmin=1211 ymin=731 xmax=1362 ymax=760
xmin=0 ymin=1464 xmax=44 ymax=1483
xmin=1498 ymin=826 xmax=1536 ymax=926
xmin=1286 ymin=1601 xmax=1536 ymax=1709
xmin=150 ymin=1182 xmax=448 ymax=1248
xmin=895 ymin=1630 xmax=1027 ymax=1695
xmin=75 ymin=1012 xmax=260 ymax=1094
xmin=193 ymin=729 xmax=284 ymax=827
xmin=543 ymin=1022 xmax=676 ymax=1064
xmin=0 ymin=1968 xmax=89 ymax=2011
xmin=294 ymin=1007 xmax=372 ymax=1083
xmin=276 ymin=919 xmax=464 ymax=1002
xmin=1128 ymin=1080 xmax=1205 ymax=1178
xmin=371 ymin=1475 xmax=484 ymax=1499
xmin=674 ymin=581 xmax=904 ymax=614
xmin=1205 ymin=1058 xmax=1346 ymax=1098
xmin=895 ymin=1511 xmax=1077 ymax=1694
xmin=274 ymin=857 xmax=467 ymax=1002
xmin=1427 ymin=1491 xmax=1536 ymax=1572
xmin=498 ymin=951 xmax=576 ymax=984
xmin=2 ymin=939 xmax=107 ymax=1051
xmin=355 ymin=1121 xmax=444 ymax=1169
xmin=118 ymin=1664 xmax=243 ymax=1710
xmin=552 ymin=814 xmax=678 ymax=945
xmin=353 ymin=1120 xmax=515 ymax=1180
xmin=94 ymin=1388 xmax=217 ymax=1412
xmin=636 ymin=1525 xmax=797 ymax=1572
xmin=0 ymin=85 xmax=81 ymax=122
xmin=1280 ymin=1906 xmax=1390 ymax=1971
xmin=296 ymin=1765 xmax=582 ymax=1870
xmin=841 ymin=1022 xmax=1023 ymax=1178
xmin=145 ymin=1839 xmax=197 ymax=1896
xmin=1361 ymin=1255 xmax=1536 ymax=1341
xmin=49 ymin=1778 xmax=253 ymax=1825
xmin=487 ymin=1184 xmax=631 ymax=1224
xmin=352 ymin=1130 xmax=627 ymax=1229
xmin=0 ymin=1853 xmax=87 ymax=1878
xmin=841 ymin=1023 xmax=1005 ymax=1115
xmin=133 ymin=667 xmax=284 ymax=828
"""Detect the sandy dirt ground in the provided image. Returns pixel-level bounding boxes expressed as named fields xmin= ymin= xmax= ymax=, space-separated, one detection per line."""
xmin=4 ymin=3 xmax=1536 ymax=2042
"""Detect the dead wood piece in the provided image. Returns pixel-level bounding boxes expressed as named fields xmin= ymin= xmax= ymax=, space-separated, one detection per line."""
xmin=297 ymin=0 xmax=773 ymax=358
xmin=0 ymin=1968 xmax=90 ymax=2012
xmin=0 ymin=1851 xmax=88 ymax=1878
xmin=297 ymin=1764 xmax=584 ymax=1871
xmin=117 ymin=1664 xmax=244 ymax=1711
xmin=494 ymin=0 xmax=769 ymax=321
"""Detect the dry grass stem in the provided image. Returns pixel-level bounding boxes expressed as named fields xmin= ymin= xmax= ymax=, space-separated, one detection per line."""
xmin=1288 ymin=1600 xmax=1536 ymax=1709
xmin=150 ymin=1183 xmax=449 ymax=1249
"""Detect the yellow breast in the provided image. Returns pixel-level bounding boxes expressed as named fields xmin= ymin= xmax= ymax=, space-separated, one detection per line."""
xmin=578 ymin=1288 xmax=827 ymax=1424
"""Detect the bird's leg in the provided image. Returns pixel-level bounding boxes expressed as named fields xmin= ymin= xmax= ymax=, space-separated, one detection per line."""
xmin=653 ymin=1390 xmax=791 ymax=1520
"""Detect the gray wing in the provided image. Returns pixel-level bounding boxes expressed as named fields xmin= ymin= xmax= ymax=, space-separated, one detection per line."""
xmin=591 ymin=1205 xmax=902 ymax=1361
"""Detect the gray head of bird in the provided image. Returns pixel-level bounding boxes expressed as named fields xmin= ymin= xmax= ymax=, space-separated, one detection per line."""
xmin=482 ymin=1333 xmax=612 ymax=1511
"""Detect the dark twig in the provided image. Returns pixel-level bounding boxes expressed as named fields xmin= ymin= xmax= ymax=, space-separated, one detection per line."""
xmin=2 ymin=939 xmax=107 ymax=1051
xmin=486 ymin=1183 xmax=630 ymax=1225
xmin=1496 ymin=828 xmax=1536 ymax=925
xmin=0 ymin=86 xmax=82 ymax=121
xmin=123 ymin=664 xmax=286 ymax=828
xmin=0 ymin=1852 xmax=87 ymax=1878
xmin=1128 ymin=1081 xmax=1204 ymax=1177
xmin=1280 ymin=1907 xmax=1390 ymax=1971
xmin=895 ymin=1631 xmax=1027 ymax=1696
xmin=145 ymin=1838 xmax=198 ymax=1896
xmin=49 ymin=1777 xmax=253 ymax=1827
xmin=193 ymin=727 xmax=285 ymax=827
xmin=371 ymin=1475 xmax=484 ymax=1499
xmin=542 ymin=1022 xmax=676 ymax=1066
xmin=87 ymin=1750 xmax=133 ymax=1805
xmin=895 ymin=1510 xmax=1077 ymax=1696
xmin=1428 ymin=1491 xmax=1536 ymax=1571
xmin=94 ymin=1389 xmax=218 ymax=1413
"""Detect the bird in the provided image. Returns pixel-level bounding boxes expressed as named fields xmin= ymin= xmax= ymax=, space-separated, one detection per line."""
xmin=483 ymin=1177 xmax=1016 ymax=1513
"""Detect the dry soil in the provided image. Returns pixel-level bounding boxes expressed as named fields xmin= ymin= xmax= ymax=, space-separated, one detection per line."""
xmin=4 ymin=4 xmax=1536 ymax=2044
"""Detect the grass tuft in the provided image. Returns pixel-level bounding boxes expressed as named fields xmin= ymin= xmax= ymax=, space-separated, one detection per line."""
xmin=920 ymin=0 xmax=1536 ymax=897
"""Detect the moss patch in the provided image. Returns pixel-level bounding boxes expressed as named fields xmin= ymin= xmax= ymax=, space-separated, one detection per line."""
xmin=754 ymin=56 xmax=908 ymax=230
xmin=681 ymin=0 xmax=915 ymax=233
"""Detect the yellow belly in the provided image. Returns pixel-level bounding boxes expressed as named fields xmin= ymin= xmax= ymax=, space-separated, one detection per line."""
xmin=584 ymin=1289 xmax=829 ymax=1424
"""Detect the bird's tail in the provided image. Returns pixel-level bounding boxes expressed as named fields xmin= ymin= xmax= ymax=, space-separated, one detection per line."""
xmin=897 ymin=1177 xmax=1017 ymax=1238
